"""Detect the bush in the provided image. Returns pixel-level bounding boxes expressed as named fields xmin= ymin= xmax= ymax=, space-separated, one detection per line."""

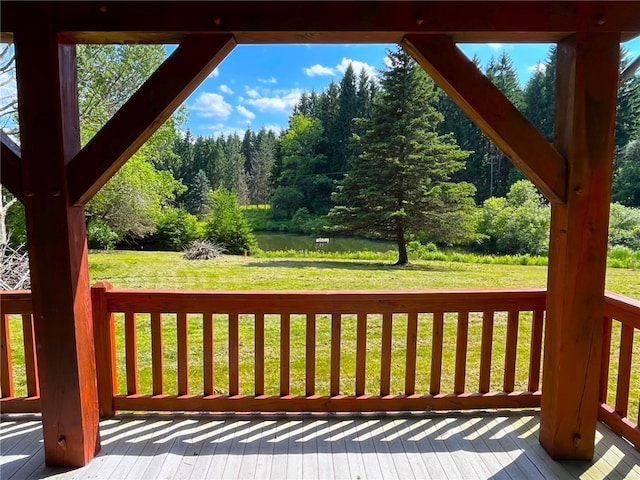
xmin=609 ymin=203 xmax=640 ymax=250
xmin=87 ymin=218 xmax=119 ymax=250
xmin=142 ymin=208 xmax=202 ymax=251
xmin=183 ymin=240 xmax=225 ymax=260
xmin=205 ymin=188 xmax=258 ymax=255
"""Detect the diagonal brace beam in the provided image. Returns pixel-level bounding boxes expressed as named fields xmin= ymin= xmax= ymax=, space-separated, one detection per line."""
xmin=67 ymin=34 xmax=235 ymax=205
xmin=1 ymin=131 xmax=23 ymax=201
xmin=403 ymin=34 xmax=567 ymax=204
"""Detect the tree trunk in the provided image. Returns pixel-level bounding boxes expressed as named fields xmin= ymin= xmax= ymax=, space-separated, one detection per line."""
xmin=395 ymin=226 xmax=408 ymax=265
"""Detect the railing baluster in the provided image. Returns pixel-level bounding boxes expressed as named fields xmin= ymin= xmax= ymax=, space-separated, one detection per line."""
xmin=280 ymin=313 xmax=290 ymax=396
xmin=92 ymin=281 xmax=115 ymax=417
xmin=151 ymin=312 xmax=163 ymax=395
xmin=615 ymin=323 xmax=634 ymax=418
xmin=430 ymin=311 xmax=444 ymax=395
xmin=380 ymin=312 xmax=393 ymax=396
xmin=599 ymin=316 xmax=613 ymax=403
xmin=203 ymin=311 xmax=214 ymax=396
xmin=255 ymin=312 xmax=264 ymax=396
xmin=503 ymin=310 xmax=519 ymax=393
xmin=455 ymin=311 xmax=469 ymax=395
xmin=229 ymin=313 xmax=239 ymax=396
xmin=177 ymin=312 xmax=188 ymax=396
xmin=125 ymin=311 xmax=137 ymax=395
xmin=22 ymin=314 xmax=39 ymax=397
xmin=479 ymin=310 xmax=494 ymax=394
xmin=1 ymin=314 xmax=14 ymax=398
xmin=404 ymin=312 xmax=418 ymax=395
xmin=355 ymin=312 xmax=367 ymax=396
xmin=528 ymin=310 xmax=544 ymax=392
xmin=306 ymin=314 xmax=316 ymax=397
xmin=330 ymin=313 xmax=341 ymax=396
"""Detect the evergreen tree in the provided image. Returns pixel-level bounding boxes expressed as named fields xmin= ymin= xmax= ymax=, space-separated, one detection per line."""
xmin=334 ymin=64 xmax=359 ymax=174
xmin=185 ymin=169 xmax=212 ymax=218
xmin=250 ymin=128 xmax=277 ymax=205
xmin=330 ymin=48 xmax=475 ymax=265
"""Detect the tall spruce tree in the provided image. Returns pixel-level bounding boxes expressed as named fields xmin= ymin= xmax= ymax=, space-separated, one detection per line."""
xmin=330 ymin=48 xmax=474 ymax=265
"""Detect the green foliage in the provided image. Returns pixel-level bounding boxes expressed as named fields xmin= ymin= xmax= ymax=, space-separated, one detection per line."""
xmin=4 ymin=196 xmax=26 ymax=247
xmin=204 ymin=189 xmax=258 ymax=255
xmin=608 ymin=202 xmax=640 ymax=250
xmin=290 ymin=208 xmax=329 ymax=235
xmin=478 ymin=180 xmax=551 ymax=255
xmin=330 ymin=47 xmax=475 ymax=264
xmin=612 ymin=138 xmax=640 ymax=207
xmin=87 ymin=218 xmax=119 ymax=250
xmin=142 ymin=208 xmax=202 ymax=251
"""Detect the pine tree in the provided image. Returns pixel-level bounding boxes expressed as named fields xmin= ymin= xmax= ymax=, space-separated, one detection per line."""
xmin=185 ymin=169 xmax=212 ymax=218
xmin=330 ymin=47 xmax=475 ymax=265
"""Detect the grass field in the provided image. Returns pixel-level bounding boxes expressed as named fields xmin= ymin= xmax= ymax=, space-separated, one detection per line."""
xmin=5 ymin=250 xmax=639 ymax=424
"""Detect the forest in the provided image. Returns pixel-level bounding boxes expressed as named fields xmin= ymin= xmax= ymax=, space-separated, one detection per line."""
xmin=2 ymin=44 xmax=639 ymax=262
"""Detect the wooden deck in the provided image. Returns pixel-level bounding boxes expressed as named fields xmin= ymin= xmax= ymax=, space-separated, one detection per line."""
xmin=2 ymin=410 xmax=639 ymax=479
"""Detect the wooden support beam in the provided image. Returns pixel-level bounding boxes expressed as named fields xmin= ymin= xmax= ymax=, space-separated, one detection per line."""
xmin=1 ymin=2 xmax=639 ymax=44
xmin=0 ymin=131 xmax=23 ymax=202
xmin=67 ymin=34 xmax=235 ymax=205
xmin=403 ymin=34 xmax=568 ymax=204
xmin=540 ymin=32 xmax=620 ymax=460
xmin=14 ymin=19 xmax=99 ymax=466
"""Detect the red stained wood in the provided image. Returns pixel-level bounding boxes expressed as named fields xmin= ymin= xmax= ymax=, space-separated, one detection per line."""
xmin=355 ymin=313 xmax=367 ymax=396
xmin=540 ymin=32 xmax=620 ymax=461
xmin=615 ymin=324 xmax=634 ymax=417
xmin=404 ymin=312 xmax=418 ymax=395
xmin=380 ymin=313 xmax=393 ymax=396
xmin=503 ymin=311 xmax=519 ymax=393
xmin=125 ymin=311 xmax=137 ymax=395
xmin=604 ymin=292 xmax=640 ymax=329
xmin=479 ymin=310 xmax=494 ymax=394
xmin=280 ymin=313 xmax=290 ymax=396
xmin=598 ymin=404 xmax=640 ymax=451
xmin=0 ymin=291 xmax=33 ymax=315
xmin=454 ymin=311 xmax=469 ymax=395
xmin=254 ymin=313 xmax=264 ymax=396
xmin=528 ymin=310 xmax=544 ymax=392
xmin=203 ymin=311 xmax=214 ymax=396
xmin=599 ymin=316 xmax=613 ymax=403
xmin=92 ymin=281 xmax=115 ymax=417
xmin=2 ymin=2 xmax=639 ymax=44
xmin=104 ymin=289 xmax=547 ymax=315
xmin=151 ymin=312 xmax=163 ymax=395
xmin=0 ymin=131 xmax=23 ymax=201
xmin=330 ymin=313 xmax=341 ymax=396
xmin=14 ymin=21 xmax=99 ymax=466
xmin=430 ymin=312 xmax=444 ymax=395
xmin=229 ymin=313 xmax=239 ymax=396
xmin=0 ymin=396 xmax=41 ymax=413
xmin=403 ymin=34 xmax=567 ymax=204
xmin=112 ymin=391 xmax=542 ymax=413
xmin=67 ymin=34 xmax=235 ymax=205
xmin=177 ymin=312 xmax=188 ymax=396
xmin=306 ymin=314 xmax=316 ymax=397
xmin=22 ymin=314 xmax=39 ymax=397
xmin=1 ymin=315 xmax=14 ymax=398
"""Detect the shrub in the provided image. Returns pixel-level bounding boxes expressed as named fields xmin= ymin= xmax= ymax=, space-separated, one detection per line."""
xmin=205 ymin=188 xmax=258 ymax=255
xmin=609 ymin=203 xmax=640 ymax=250
xmin=87 ymin=218 xmax=119 ymax=250
xmin=183 ymin=240 xmax=225 ymax=260
xmin=142 ymin=208 xmax=202 ymax=251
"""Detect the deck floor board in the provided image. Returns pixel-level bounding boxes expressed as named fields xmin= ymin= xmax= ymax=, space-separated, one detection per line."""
xmin=2 ymin=410 xmax=639 ymax=480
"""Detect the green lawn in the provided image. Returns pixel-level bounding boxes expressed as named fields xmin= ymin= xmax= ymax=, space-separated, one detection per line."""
xmin=5 ymin=251 xmax=639 ymax=424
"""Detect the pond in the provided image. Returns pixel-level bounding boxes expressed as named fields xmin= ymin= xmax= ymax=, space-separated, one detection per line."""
xmin=254 ymin=233 xmax=396 ymax=253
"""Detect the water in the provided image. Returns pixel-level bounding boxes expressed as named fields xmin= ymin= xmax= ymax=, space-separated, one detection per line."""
xmin=254 ymin=233 xmax=395 ymax=253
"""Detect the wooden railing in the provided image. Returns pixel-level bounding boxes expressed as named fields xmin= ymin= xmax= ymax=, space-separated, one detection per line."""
xmin=600 ymin=292 xmax=640 ymax=450
xmin=0 ymin=290 xmax=40 ymax=413
xmin=90 ymin=283 xmax=546 ymax=415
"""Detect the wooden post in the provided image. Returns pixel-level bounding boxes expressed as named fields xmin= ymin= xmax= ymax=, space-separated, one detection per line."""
xmin=540 ymin=32 xmax=620 ymax=460
xmin=14 ymin=16 xmax=100 ymax=466
xmin=92 ymin=281 xmax=116 ymax=418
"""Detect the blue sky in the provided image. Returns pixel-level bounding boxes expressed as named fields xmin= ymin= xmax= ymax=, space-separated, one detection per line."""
xmin=179 ymin=37 xmax=640 ymax=138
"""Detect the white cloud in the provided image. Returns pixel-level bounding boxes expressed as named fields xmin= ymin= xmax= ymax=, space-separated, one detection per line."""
xmin=383 ymin=56 xmax=393 ymax=68
xmin=258 ymin=77 xmax=277 ymax=84
xmin=208 ymin=67 xmax=220 ymax=78
xmin=245 ymin=87 xmax=260 ymax=99
xmin=529 ymin=62 xmax=546 ymax=74
xmin=304 ymin=64 xmax=336 ymax=77
xmin=236 ymin=105 xmax=256 ymax=120
xmin=244 ymin=88 xmax=304 ymax=113
xmin=488 ymin=43 xmax=503 ymax=49
xmin=205 ymin=123 xmax=246 ymax=138
xmin=261 ymin=124 xmax=284 ymax=135
xmin=191 ymin=92 xmax=232 ymax=119
xmin=219 ymin=84 xmax=234 ymax=94
xmin=336 ymin=58 xmax=376 ymax=78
